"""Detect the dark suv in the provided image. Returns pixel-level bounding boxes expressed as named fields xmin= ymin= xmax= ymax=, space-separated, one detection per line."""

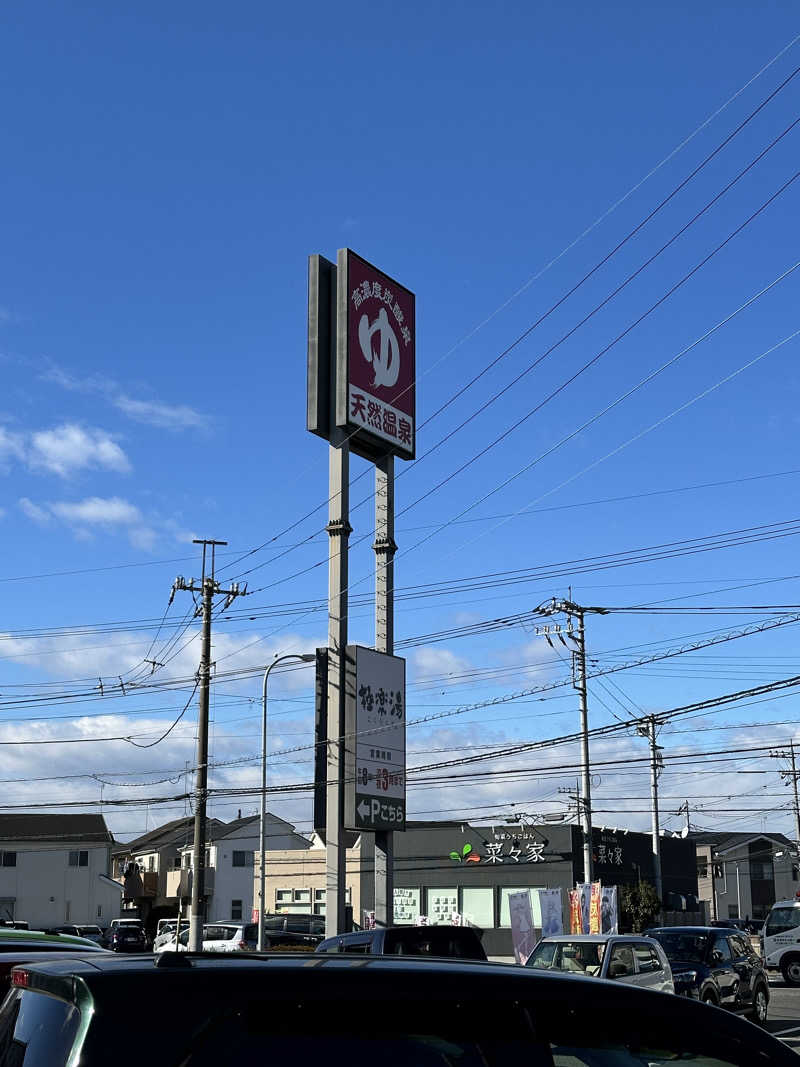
xmin=316 ymin=924 xmax=487 ymax=960
xmin=0 ymin=953 xmax=795 ymax=1066
xmin=647 ymin=926 xmax=769 ymax=1024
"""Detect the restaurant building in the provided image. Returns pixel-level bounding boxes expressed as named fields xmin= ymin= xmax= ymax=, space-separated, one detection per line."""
xmin=257 ymin=819 xmax=699 ymax=957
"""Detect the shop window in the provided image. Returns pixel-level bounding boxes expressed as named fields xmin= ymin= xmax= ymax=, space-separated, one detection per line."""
xmin=393 ymin=887 xmax=421 ymax=925
xmin=460 ymin=887 xmax=494 ymax=928
xmin=425 ymin=888 xmax=458 ymax=925
xmin=499 ymin=888 xmax=545 ymax=928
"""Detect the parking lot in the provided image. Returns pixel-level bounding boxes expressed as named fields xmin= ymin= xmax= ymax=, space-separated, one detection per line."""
xmin=766 ymin=978 xmax=800 ymax=1053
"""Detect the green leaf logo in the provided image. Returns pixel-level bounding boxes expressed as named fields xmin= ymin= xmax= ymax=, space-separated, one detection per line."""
xmin=449 ymin=851 xmax=461 ymax=862
xmin=462 ymin=843 xmax=472 ymax=858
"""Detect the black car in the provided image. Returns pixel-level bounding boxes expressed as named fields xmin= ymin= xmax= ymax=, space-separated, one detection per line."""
xmin=107 ymin=925 xmax=147 ymax=953
xmin=647 ymin=926 xmax=769 ymax=1024
xmin=317 ymin=924 xmax=487 ymax=960
xmin=0 ymin=953 xmax=794 ymax=1066
xmin=262 ymin=913 xmax=325 ymax=941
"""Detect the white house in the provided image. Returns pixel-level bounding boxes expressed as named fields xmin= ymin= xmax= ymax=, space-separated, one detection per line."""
xmin=178 ymin=813 xmax=311 ymax=922
xmin=0 ymin=813 xmax=121 ymax=929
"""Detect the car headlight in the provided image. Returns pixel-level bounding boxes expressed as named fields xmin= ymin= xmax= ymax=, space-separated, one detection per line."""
xmin=675 ymin=970 xmax=698 ymax=985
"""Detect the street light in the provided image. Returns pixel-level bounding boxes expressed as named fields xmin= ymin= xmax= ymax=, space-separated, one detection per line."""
xmin=258 ymin=652 xmax=315 ymax=952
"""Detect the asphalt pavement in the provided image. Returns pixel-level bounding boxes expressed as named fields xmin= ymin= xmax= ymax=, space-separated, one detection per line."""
xmin=766 ymin=976 xmax=800 ymax=1054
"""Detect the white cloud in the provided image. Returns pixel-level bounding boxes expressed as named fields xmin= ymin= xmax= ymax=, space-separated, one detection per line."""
xmin=28 ymin=423 xmax=130 ymax=477
xmin=412 ymin=646 xmax=472 ymax=681
xmin=18 ymin=497 xmax=50 ymax=524
xmin=113 ymin=395 xmax=210 ymax=431
xmin=41 ymin=360 xmax=211 ymax=433
xmin=50 ymin=496 xmax=143 ymax=525
xmin=0 ymin=426 xmax=25 ymax=464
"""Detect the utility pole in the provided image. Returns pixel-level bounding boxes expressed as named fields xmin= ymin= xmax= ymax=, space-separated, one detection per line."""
xmin=540 ymin=599 xmax=607 ymax=884
xmin=637 ymin=716 xmax=663 ymax=902
xmin=771 ymin=743 xmax=800 ymax=849
xmin=373 ymin=453 xmax=396 ymax=926
xmin=173 ymin=539 xmax=247 ymax=952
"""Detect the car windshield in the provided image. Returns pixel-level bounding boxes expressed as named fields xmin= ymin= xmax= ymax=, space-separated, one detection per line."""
xmin=766 ymin=907 xmax=800 ymax=936
xmin=648 ymin=931 xmax=709 ymax=963
xmin=527 ymin=941 xmax=605 ymax=973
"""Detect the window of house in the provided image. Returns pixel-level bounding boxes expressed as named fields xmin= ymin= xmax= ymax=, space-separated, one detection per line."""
xmin=231 ymin=899 xmax=243 ymax=921
xmin=696 ymin=862 xmax=708 ymax=879
xmin=173 ymin=857 xmax=182 ymax=868
xmin=0 ymin=852 xmax=16 ymax=868
xmin=499 ymin=888 xmax=545 ymax=928
xmin=68 ymin=851 xmax=88 ymax=868
xmin=727 ymin=904 xmax=739 ymax=919
xmin=276 ymin=889 xmax=293 ymax=904
xmin=0 ymin=899 xmax=14 ymax=921
xmin=232 ymin=851 xmax=251 ymax=867
xmin=148 ymin=855 xmax=155 ymax=872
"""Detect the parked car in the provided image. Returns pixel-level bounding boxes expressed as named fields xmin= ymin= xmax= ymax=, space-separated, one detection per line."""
xmin=262 ymin=913 xmax=325 ymax=939
xmin=646 ymin=926 xmax=769 ymax=1024
xmin=710 ymin=919 xmax=761 ymax=935
xmin=316 ymin=924 xmax=487 ymax=960
xmin=107 ymin=925 xmax=147 ymax=953
xmin=0 ymin=953 xmax=795 ymax=1066
xmin=0 ymin=927 xmax=107 ymax=996
xmin=154 ymin=922 xmax=258 ymax=953
xmin=526 ymin=934 xmax=674 ymax=994
xmin=47 ymin=924 xmax=105 ymax=945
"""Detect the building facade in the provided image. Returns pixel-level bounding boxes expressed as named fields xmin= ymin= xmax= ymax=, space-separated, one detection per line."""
xmin=257 ymin=820 xmax=700 ymax=957
xmin=692 ymin=832 xmax=798 ymax=921
xmin=0 ymin=813 xmax=120 ymax=929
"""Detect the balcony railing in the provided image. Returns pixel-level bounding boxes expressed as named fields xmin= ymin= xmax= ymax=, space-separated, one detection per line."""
xmin=165 ymin=867 xmax=215 ymax=899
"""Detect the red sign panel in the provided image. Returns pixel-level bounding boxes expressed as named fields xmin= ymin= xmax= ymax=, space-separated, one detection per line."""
xmin=340 ymin=250 xmax=415 ymax=460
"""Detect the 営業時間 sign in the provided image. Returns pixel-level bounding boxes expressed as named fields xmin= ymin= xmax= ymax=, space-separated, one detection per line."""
xmin=344 ymin=645 xmax=406 ymax=832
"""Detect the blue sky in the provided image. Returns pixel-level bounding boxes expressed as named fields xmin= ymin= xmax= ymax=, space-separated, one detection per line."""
xmin=0 ymin=2 xmax=799 ymax=843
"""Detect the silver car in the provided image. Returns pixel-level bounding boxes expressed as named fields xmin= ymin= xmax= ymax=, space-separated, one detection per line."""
xmin=526 ymin=933 xmax=674 ymax=994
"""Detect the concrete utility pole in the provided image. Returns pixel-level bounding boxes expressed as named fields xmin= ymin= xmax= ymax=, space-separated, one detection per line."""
xmin=173 ymin=539 xmax=247 ymax=952
xmin=770 ymin=742 xmax=800 ymax=849
xmin=325 ymin=427 xmax=350 ymax=937
xmin=373 ymin=453 xmax=396 ymax=926
xmin=637 ymin=716 xmax=663 ymax=902
xmin=540 ymin=599 xmax=607 ymax=884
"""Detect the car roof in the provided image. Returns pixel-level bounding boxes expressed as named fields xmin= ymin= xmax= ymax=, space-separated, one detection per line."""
xmin=647 ymin=927 xmax=721 ymax=935
xmin=538 ymin=934 xmax=647 ymax=943
xmin=0 ymin=928 xmax=102 ymax=949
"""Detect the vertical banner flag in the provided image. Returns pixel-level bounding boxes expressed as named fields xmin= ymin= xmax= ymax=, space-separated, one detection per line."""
xmin=601 ymin=886 xmax=619 ymax=934
xmin=508 ymin=890 xmax=536 ymax=965
xmin=538 ymin=889 xmax=564 ymax=937
xmin=578 ymin=883 xmax=592 ymax=934
xmin=589 ymin=882 xmax=602 ymax=934
xmin=568 ymin=890 xmax=582 ymax=934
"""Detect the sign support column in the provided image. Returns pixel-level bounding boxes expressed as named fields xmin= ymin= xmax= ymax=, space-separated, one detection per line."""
xmin=326 ymin=428 xmax=350 ymax=938
xmin=374 ymin=452 xmax=396 ymax=926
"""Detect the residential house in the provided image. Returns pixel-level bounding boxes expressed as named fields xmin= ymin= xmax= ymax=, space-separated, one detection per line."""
xmin=0 ymin=813 xmax=120 ymax=929
xmin=178 ymin=813 xmax=312 ymax=922
xmin=692 ymin=831 xmax=798 ymax=922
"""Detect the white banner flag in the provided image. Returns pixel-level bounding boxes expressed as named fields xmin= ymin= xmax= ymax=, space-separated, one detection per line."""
xmin=538 ymin=888 xmax=564 ymax=937
xmin=508 ymin=890 xmax=536 ymax=965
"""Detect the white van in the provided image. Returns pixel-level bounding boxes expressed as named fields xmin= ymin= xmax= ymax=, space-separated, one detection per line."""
xmin=762 ymin=899 xmax=800 ymax=984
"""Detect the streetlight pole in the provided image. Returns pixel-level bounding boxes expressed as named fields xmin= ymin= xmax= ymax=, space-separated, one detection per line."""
xmin=258 ymin=652 xmax=315 ymax=952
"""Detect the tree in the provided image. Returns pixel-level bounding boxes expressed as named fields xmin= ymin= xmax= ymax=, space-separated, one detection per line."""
xmin=620 ymin=881 xmax=661 ymax=932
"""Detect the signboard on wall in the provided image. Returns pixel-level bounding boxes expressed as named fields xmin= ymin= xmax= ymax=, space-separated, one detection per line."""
xmin=344 ymin=645 xmax=406 ymax=832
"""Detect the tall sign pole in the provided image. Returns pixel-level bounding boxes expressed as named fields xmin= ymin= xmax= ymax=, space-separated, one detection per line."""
xmin=308 ymin=248 xmax=414 ymax=938
xmin=374 ymin=453 xmax=396 ymax=924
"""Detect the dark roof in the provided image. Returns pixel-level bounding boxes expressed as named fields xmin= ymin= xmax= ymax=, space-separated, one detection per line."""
xmin=216 ymin=815 xmax=260 ymax=839
xmin=114 ymin=816 xmax=225 ymax=856
xmin=0 ymin=813 xmax=112 ymax=845
xmin=689 ymin=831 xmax=795 ymax=853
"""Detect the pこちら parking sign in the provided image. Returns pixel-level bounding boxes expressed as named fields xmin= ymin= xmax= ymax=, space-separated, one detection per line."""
xmin=337 ymin=250 xmax=415 ymax=461
xmin=344 ymin=645 xmax=406 ymax=832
